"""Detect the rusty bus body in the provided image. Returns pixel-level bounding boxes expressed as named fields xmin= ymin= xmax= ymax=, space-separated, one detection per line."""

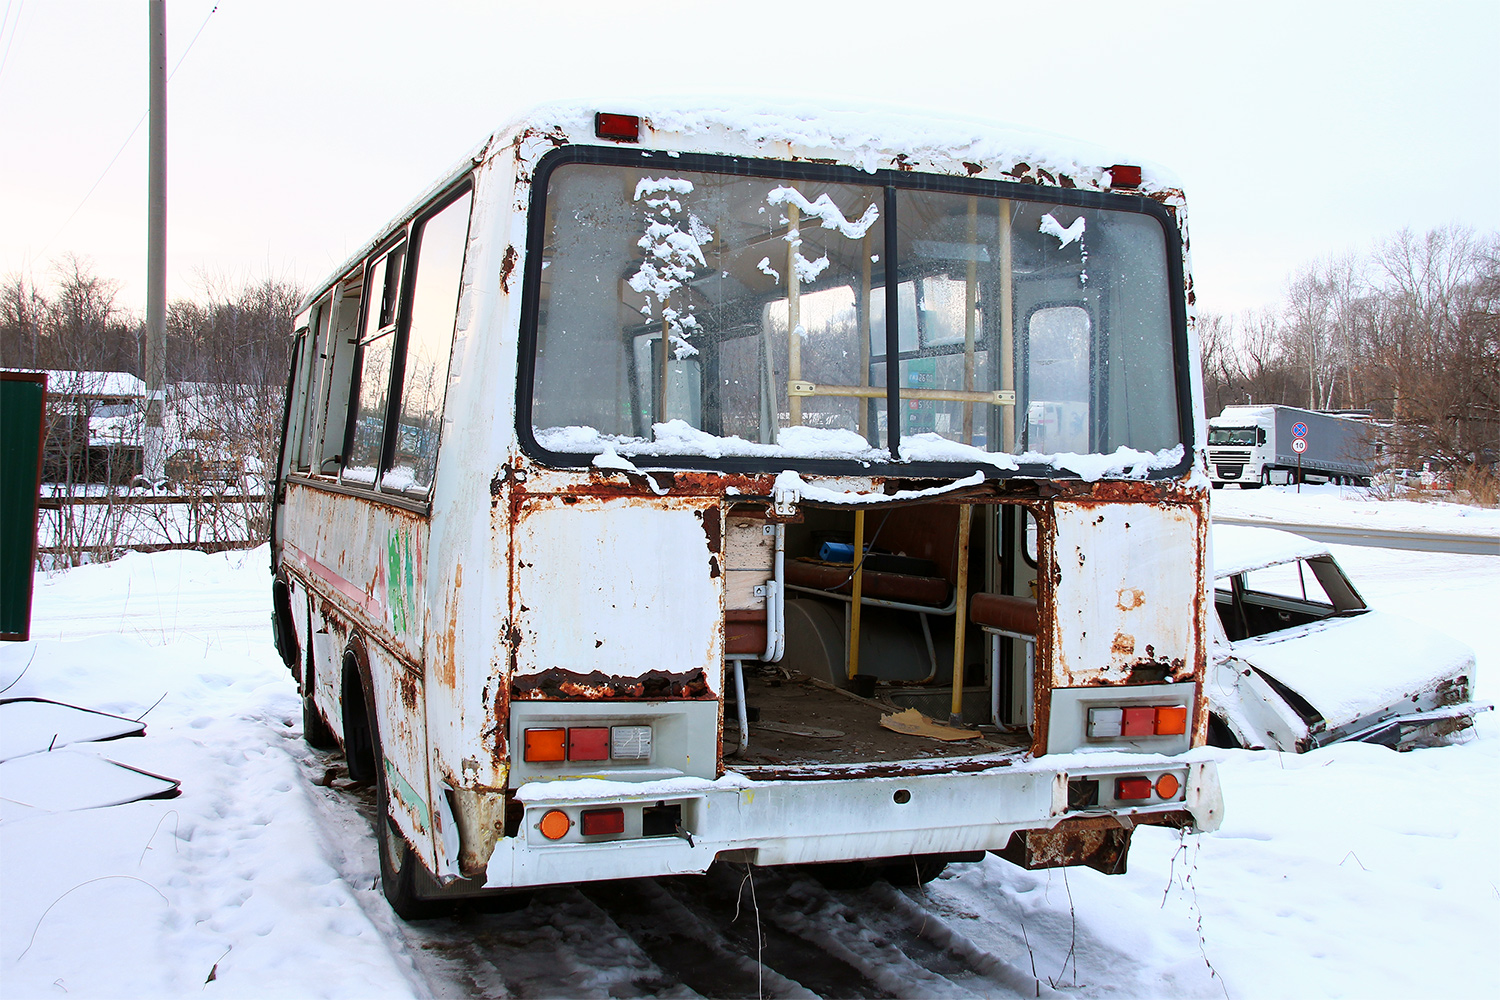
xmin=270 ymin=103 xmax=1223 ymax=916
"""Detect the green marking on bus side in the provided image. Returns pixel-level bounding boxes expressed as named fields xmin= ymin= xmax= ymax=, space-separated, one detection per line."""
xmin=384 ymin=757 xmax=431 ymax=833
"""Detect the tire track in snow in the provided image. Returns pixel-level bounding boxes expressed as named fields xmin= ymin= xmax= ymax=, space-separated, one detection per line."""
xmin=292 ymin=745 xmax=1051 ymax=999
xmin=579 ymin=875 xmax=820 ymax=999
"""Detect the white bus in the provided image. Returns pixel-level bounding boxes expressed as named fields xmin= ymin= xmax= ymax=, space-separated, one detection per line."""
xmin=271 ymin=102 xmax=1222 ymax=916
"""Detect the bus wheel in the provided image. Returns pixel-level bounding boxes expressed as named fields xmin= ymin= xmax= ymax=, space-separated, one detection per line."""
xmin=300 ymin=630 xmax=337 ymax=750
xmin=302 ymin=689 xmax=337 ymax=750
xmin=880 ymin=856 xmax=949 ymax=886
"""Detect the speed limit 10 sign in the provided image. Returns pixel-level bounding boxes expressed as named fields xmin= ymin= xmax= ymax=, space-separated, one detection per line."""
xmin=1292 ymin=438 xmax=1308 ymax=454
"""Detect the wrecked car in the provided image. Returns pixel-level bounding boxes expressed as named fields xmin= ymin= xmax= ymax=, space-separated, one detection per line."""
xmin=1208 ymin=524 xmax=1484 ymax=751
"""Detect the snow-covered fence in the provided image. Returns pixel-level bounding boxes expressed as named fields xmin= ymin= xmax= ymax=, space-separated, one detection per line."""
xmin=35 ymin=490 xmax=268 ymax=568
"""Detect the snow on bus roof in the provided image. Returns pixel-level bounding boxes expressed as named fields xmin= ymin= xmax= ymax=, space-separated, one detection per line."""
xmin=495 ymin=97 xmax=1178 ymax=186
xmin=1212 ymin=523 xmax=1331 ymax=580
xmin=301 ymin=98 xmax=1179 ymax=311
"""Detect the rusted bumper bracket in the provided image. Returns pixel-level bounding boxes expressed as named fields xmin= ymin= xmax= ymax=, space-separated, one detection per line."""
xmin=997 ymin=809 xmax=1194 ymax=875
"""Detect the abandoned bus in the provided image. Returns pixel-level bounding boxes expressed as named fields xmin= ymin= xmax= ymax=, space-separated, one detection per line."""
xmin=270 ymin=102 xmax=1222 ymax=916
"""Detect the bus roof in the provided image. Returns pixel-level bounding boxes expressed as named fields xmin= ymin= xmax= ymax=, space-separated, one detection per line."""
xmin=300 ymin=98 xmax=1182 ymax=314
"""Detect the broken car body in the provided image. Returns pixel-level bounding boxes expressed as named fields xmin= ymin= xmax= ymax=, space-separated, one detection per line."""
xmin=1208 ymin=524 xmax=1483 ymax=751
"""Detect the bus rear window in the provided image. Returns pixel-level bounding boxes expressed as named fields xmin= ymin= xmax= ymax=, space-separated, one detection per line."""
xmin=526 ymin=158 xmax=1181 ymax=469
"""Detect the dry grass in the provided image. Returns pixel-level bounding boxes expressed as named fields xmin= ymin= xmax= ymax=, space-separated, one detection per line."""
xmin=1452 ymin=466 xmax=1500 ymax=508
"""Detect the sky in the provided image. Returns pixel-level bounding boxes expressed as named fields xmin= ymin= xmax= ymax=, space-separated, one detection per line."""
xmin=1 ymin=0 xmax=1496 ymax=320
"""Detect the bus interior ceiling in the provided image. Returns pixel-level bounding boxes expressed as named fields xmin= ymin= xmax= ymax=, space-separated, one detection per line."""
xmin=724 ymin=498 xmax=1038 ymax=768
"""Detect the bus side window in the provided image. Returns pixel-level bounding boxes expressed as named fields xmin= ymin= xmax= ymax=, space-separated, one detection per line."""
xmin=283 ymin=326 xmax=309 ymax=477
xmin=317 ymin=273 xmax=364 ymax=474
xmin=295 ymin=298 xmax=331 ymax=471
xmin=344 ymin=243 xmax=407 ymax=484
xmin=385 ymin=186 xmax=472 ymax=495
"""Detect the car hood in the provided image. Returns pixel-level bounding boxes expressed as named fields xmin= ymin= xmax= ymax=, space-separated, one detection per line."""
xmin=1225 ymin=612 xmax=1475 ymax=730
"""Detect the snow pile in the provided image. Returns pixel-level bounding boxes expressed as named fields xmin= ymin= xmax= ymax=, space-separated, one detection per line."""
xmin=2 ymin=496 xmax=1496 ymax=997
xmin=0 ymin=550 xmax=420 ymax=998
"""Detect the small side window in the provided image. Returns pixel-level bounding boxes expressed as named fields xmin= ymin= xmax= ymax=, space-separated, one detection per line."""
xmin=345 ymin=243 xmax=407 ymax=483
xmin=315 ymin=275 xmax=364 ymax=474
xmin=295 ymin=299 xmax=331 ymax=471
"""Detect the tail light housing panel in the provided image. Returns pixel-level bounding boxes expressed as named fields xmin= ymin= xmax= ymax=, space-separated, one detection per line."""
xmin=1048 ymin=684 xmax=1196 ymax=755
xmin=510 ymin=700 xmax=717 ymax=787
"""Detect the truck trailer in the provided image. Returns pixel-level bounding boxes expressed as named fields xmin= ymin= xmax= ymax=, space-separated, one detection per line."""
xmin=1208 ymin=405 xmax=1372 ymax=488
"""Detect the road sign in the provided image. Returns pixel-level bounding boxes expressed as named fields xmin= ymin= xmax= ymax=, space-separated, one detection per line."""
xmin=1292 ymin=422 xmax=1308 ymax=438
xmin=1292 ymin=438 xmax=1307 ymax=454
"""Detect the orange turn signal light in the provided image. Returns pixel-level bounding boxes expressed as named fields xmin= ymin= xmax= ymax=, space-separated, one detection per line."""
xmin=539 ymin=809 xmax=571 ymax=840
xmin=1154 ymin=706 xmax=1188 ymax=736
xmin=524 ymin=728 xmax=567 ymax=762
xmin=1155 ymin=773 xmax=1181 ymax=799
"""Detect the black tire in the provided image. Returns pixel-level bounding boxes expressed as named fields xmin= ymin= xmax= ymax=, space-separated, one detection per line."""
xmin=302 ymin=687 xmax=338 ymax=750
xmin=808 ymin=855 xmax=949 ymax=889
xmin=806 ymin=860 xmax=881 ymax=890
xmin=879 ymin=856 xmax=949 ymax=886
xmin=300 ymin=618 xmax=338 ymax=750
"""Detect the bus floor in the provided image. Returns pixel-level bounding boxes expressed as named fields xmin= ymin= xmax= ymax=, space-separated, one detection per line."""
xmin=722 ymin=667 xmax=1030 ymax=771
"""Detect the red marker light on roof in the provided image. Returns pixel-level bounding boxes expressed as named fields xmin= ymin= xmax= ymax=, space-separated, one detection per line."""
xmin=595 ymin=113 xmax=640 ymax=142
xmin=1109 ymin=164 xmax=1142 ymax=189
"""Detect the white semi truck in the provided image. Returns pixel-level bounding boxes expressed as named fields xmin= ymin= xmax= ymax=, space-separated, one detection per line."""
xmin=1207 ymin=405 xmax=1372 ymax=488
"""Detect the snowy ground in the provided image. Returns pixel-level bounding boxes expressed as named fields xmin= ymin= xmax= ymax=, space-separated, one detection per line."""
xmin=1212 ymin=481 xmax=1500 ymax=538
xmin=1 ymin=488 xmax=1496 ymax=998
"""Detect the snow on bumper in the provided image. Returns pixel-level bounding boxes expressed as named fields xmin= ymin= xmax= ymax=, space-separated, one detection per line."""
xmin=483 ymin=757 xmax=1222 ymax=888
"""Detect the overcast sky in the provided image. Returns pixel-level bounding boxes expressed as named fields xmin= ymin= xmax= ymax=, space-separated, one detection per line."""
xmin=2 ymin=0 xmax=1496 ymax=320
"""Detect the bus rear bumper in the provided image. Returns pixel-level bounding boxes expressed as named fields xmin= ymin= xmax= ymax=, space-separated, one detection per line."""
xmin=480 ymin=759 xmax=1221 ymax=889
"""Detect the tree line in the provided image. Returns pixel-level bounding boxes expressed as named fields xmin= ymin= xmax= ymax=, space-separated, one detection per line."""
xmin=1199 ymin=226 xmax=1499 ymax=475
xmin=4 ymin=225 xmax=1497 ymax=488
xmin=1 ymin=253 xmax=299 ymax=392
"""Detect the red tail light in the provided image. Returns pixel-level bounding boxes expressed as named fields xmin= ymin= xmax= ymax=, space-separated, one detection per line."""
xmin=581 ymin=808 xmax=625 ymax=836
xmin=1115 ymin=777 xmax=1152 ymax=801
xmin=1121 ymin=707 xmax=1156 ymax=737
xmin=568 ymin=727 xmax=610 ymax=761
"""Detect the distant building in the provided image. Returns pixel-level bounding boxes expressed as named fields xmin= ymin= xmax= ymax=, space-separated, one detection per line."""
xmin=2 ymin=369 xmax=145 ymax=485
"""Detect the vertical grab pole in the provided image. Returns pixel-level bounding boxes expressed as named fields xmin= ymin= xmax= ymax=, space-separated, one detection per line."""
xmin=858 ymin=231 xmax=872 ymax=441
xmin=949 ymin=504 xmax=973 ymax=725
xmin=786 ymin=204 xmax=803 ymax=427
xmin=659 ymin=313 xmax=671 ymax=426
xmin=962 ymin=197 xmax=978 ymax=444
xmin=847 ymin=508 xmax=866 ymax=681
xmin=999 ymin=204 xmax=1016 ymax=451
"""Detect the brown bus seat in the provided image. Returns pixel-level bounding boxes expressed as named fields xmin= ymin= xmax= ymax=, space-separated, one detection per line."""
xmin=785 ymin=558 xmax=951 ymax=608
xmin=725 ymin=609 xmax=767 ymax=655
xmin=969 ymin=592 xmax=1039 ymax=636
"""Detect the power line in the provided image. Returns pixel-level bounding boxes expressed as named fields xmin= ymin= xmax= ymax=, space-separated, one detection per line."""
xmin=0 ymin=0 xmax=25 ymax=85
xmin=35 ymin=4 xmax=218 ymax=262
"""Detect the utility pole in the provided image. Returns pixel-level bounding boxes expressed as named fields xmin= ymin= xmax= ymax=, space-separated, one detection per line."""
xmin=144 ymin=0 xmax=167 ymax=482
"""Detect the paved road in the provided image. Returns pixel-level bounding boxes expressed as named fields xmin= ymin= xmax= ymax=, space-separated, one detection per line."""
xmin=1213 ymin=516 xmax=1500 ymax=556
